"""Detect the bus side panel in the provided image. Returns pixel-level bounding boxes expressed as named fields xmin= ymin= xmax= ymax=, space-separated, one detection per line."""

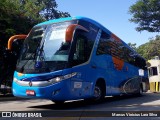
xmin=69 ymin=64 xmax=95 ymax=99
xmin=88 ymin=54 xmax=115 ymax=96
xmin=91 ymin=54 xmax=149 ymax=96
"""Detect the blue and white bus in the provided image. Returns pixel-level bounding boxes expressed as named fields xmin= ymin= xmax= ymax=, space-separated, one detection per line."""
xmin=11 ymin=16 xmax=149 ymax=104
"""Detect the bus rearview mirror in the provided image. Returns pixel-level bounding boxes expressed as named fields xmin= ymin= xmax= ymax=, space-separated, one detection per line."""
xmin=8 ymin=35 xmax=27 ymax=50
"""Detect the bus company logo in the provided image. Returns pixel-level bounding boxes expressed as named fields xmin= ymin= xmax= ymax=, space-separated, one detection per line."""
xmin=2 ymin=112 xmax=11 ymax=117
xmin=1 ymin=112 xmax=42 ymax=118
xmin=29 ymin=81 xmax=32 ymax=87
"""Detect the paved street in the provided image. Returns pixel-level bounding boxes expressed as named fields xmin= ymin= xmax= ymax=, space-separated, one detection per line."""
xmin=0 ymin=92 xmax=160 ymax=120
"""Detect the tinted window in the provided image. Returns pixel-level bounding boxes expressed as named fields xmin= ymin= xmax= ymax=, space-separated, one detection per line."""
xmin=70 ymin=30 xmax=89 ymax=66
xmin=96 ymin=31 xmax=110 ymax=55
xmin=73 ymin=34 xmax=87 ymax=61
xmin=96 ymin=31 xmax=124 ymax=60
xmin=135 ymin=56 xmax=146 ymax=69
xmin=69 ymin=20 xmax=99 ymax=67
xmin=109 ymin=40 xmax=124 ymax=59
xmin=78 ymin=20 xmax=98 ymax=53
xmin=97 ymin=31 xmax=146 ymax=69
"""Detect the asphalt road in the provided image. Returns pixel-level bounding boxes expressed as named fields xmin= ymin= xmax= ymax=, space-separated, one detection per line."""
xmin=0 ymin=92 xmax=160 ymax=120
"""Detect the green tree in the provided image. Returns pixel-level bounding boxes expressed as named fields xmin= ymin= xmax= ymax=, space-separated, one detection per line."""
xmin=0 ymin=0 xmax=45 ymax=45
xmin=129 ymin=0 xmax=160 ymax=32
xmin=0 ymin=0 xmax=70 ymax=89
xmin=0 ymin=0 xmax=71 ymax=44
xmin=137 ymin=35 xmax=160 ymax=60
xmin=41 ymin=0 xmax=70 ymax=20
xmin=128 ymin=42 xmax=137 ymax=51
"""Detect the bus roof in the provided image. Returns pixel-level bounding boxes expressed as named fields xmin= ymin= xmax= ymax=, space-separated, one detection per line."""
xmin=36 ymin=16 xmax=111 ymax=34
xmin=35 ymin=16 xmax=145 ymax=60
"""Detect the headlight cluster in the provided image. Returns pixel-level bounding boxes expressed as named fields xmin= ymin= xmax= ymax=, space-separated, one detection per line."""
xmin=48 ymin=72 xmax=77 ymax=84
xmin=13 ymin=72 xmax=78 ymax=87
xmin=13 ymin=77 xmax=18 ymax=82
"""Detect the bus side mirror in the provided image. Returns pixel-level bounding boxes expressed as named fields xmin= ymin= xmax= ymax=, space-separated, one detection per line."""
xmin=65 ymin=24 xmax=88 ymax=42
xmin=7 ymin=35 xmax=27 ymax=50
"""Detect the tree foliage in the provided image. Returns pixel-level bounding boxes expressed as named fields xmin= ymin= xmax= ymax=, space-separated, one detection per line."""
xmin=0 ymin=0 xmax=70 ymax=45
xmin=128 ymin=42 xmax=137 ymax=51
xmin=136 ymin=35 xmax=160 ymax=60
xmin=129 ymin=0 xmax=160 ymax=32
xmin=0 ymin=0 xmax=70 ymax=57
xmin=0 ymin=0 xmax=70 ymax=89
xmin=41 ymin=0 xmax=70 ymax=20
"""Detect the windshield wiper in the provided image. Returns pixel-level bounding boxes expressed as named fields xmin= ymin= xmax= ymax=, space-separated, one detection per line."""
xmin=34 ymin=43 xmax=50 ymax=72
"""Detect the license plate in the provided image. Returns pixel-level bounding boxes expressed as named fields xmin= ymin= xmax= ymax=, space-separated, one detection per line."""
xmin=26 ymin=90 xmax=35 ymax=96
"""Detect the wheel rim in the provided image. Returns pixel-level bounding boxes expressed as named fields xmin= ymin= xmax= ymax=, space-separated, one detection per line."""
xmin=94 ymin=86 xmax=101 ymax=100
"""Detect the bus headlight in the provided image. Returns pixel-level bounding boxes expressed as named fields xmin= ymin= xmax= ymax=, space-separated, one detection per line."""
xmin=48 ymin=72 xmax=77 ymax=84
xmin=13 ymin=77 xmax=18 ymax=82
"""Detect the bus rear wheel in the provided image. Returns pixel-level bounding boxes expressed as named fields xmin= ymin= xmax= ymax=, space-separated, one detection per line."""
xmin=134 ymin=84 xmax=143 ymax=97
xmin=138 ymin=85 xmax=143 ymax=96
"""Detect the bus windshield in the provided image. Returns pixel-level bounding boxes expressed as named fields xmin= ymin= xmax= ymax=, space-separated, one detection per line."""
xmin=43 ymin=23 xmax=70 ymax=61
xmin=16 ymin=21 xmax=75 ymax=73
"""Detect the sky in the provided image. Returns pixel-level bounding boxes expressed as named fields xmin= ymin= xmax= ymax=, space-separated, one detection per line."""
xmin=56 ymin=0 xmax=159 ymax=46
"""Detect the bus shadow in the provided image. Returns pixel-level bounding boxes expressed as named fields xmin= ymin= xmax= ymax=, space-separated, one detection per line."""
xmin=28 ymin=93 xmax=152 ymax=110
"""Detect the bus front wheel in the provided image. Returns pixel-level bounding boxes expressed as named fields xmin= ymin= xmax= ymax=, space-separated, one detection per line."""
xmin=93 ymin=82 xmax=105 ymax=102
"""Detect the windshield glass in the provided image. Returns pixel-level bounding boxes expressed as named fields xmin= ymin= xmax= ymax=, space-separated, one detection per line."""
xmin=20 ymin=26 xmax=46 ymax=60
xmin=16 ymin=20 xmax=77 ymax=73
xmin=43 ymin=23 xmax=70 ymax=61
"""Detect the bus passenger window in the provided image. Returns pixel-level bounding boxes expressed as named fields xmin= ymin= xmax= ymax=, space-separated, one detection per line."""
xmin=96 ymin=31 xmax=110 ymax=55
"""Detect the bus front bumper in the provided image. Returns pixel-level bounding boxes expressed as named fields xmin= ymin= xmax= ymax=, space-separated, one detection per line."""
xmin=12 ymin=79 xmax=71 ymax=101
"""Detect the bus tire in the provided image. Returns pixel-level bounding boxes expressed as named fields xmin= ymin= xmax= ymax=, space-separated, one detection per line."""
xmin=138 ymin=85 xmax=143 ymax=96
xmin=134 ymin=84 xmax=143 ymax=97
xmin=93 ymin=80 xmax=106 ymax=102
